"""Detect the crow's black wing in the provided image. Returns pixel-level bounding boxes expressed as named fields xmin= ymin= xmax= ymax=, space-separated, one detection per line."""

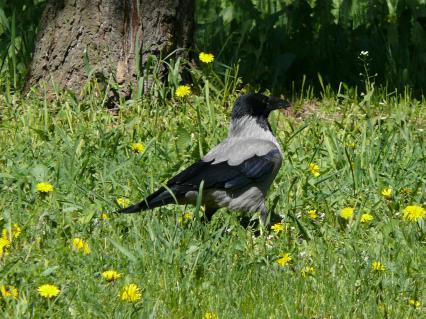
xmin=168 ymin=149 xmax=280 ymax=192
xmin=117 ymin=149 xmax=280 ymax=213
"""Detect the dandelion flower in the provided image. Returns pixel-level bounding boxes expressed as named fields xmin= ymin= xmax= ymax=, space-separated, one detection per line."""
xmin=277 ymin=253 xmax=292 ymax=266
xmin=0 ymin=285 xmax=18 ymax=299
xmin=130 ymin=143 xmax=145 ymax=153
xmin=381 ymin=187 xmax=392 ymax=199
xmin=271 ymin=223 xmax=284 ymax=234
xmin=360 ymin=213 xmax=374 ymax=223
xmin=183 ymin=212 xmax=193 ymax=221
xmin=402 ymin=205 xmax=425 ymax=222
xmin=178 ymin=212 xmax=193 ymax=223
xmin=2 ymin=224 xmax=22 ymax=240
xmin=307 ymin=209 xmax=318 ymax=220
xmin=37 ymin=284 xmax=60 ymax=298
xmin=409 ymin=299 xmax=421 ymax=309
xmin=0 ymin=237 xmax=11 ymax=257
xmin=12 ymin=224 xmax=21 ymax=238
xmin=371 ymin=261 xmax=385 ymax=272
xmin=36 ymin=182 xmax=54 ymax=193
xmin=102 ymin=270 xmax=121 ymax=282
xmin=2 ymin=229 xmax=10 ymax=239
xmin=101 ymin=213 xmax=109 ymax=220
xmin=199 ymin=52 xmax=215 ymax=64
xmin=301 ymin=266 xmax=315 ymax=277
xmin=203 ymin=312 xmax=219 ymax=319
xmin=340 ymin=207 xmax=354 ymax=220
xmin=117 ymin=198 xmax=130 ymax=208
xmin=308 ymin=163 xmax=320 ymax=177
xmin=175 ymin=85 xmax=191 ymax=98
xmin=120 ymin=283 xmax=142 ymax=302
xmin=72 ymin=238 xmax=91 ymax=254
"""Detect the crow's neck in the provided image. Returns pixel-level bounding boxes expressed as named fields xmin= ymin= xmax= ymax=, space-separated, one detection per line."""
xmin=229 ymin=115 xmax=273 ymax=138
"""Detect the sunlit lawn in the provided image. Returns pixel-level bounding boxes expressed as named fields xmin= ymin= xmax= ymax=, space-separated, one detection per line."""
xmin=0 ymin=88 xmax=425 ymax=318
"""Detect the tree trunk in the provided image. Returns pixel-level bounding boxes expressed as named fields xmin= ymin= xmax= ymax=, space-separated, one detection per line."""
xmin=25 ymin=0 xmax=194 ymax=98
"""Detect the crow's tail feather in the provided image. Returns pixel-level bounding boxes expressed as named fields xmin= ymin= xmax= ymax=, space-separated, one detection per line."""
xmin=116 ymin=200 xmax=150 ymax=214
xmin=115 ymin=187 xmax=175 ymax=214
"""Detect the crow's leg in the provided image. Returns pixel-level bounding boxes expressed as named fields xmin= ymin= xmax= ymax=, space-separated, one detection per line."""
xmin=203 ymin=206 xmax=218 ymax=222
xmin=260 ymin=205 xmax=270 ymax=227
xmin=258 ymin=205 xmax=274 ymax=236
xmin=239 ymin=214 xmax=258 ymax=229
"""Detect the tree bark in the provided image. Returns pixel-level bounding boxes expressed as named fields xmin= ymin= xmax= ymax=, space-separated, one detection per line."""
xmin=25 ymin=0 xmax=194 ymax=98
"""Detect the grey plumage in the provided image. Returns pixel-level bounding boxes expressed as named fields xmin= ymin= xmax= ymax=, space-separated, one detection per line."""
xmin=116 ymin=93 xmax=290 ymax=225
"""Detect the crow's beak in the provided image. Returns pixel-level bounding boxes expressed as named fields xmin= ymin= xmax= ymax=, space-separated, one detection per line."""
xmin=268 ymin=96 xmax=291 ymax=111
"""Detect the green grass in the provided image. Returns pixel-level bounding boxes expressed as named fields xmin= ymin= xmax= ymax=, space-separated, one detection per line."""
xmin=0 ymin=80 xmax=425 ymax=318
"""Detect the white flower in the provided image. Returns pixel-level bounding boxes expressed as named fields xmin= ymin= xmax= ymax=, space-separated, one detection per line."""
xmin=360 ymin=51 xmax=369 ymax=56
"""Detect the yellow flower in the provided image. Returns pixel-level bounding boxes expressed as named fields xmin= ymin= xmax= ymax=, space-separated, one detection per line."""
xmin=340 ymin=207 xmax=354 ymax=220
xmin=2 ymin=224 xmax=22 ymax=240
xmin=36 ymin=182 xmax=54 ymax=193
xmin=271 ymin=223 xmax=284 ymax=234
xmin=0 ymin=285 xmax=18 ymax=299
xmin=72 ymin=238 xmax=91 ymax=254
xmin=130 ymin=143 xmax=145 ymax=153
xmin=381 ymin=187 xmax=392 ymax=199
xmin=0 ymin=237 xmax=11 ymax=257
xmin=308 ymin=163 xmax=320 ymax=177
xmin=12 ymin=224 xmax=21 ymax=238
xmin=101 ymin=213 xmax=109 ymax=220
xmin=199 ymin=52 xmax=215 ymax=64
xmin=307 ymin=209 xmax=318 ymax=220
xmin=301 ymin=266 xmax=315 ymax=277
xmin=37 ymin=284 xmax=60 ymax=298
xmin=178 ymin=212 xmax=193 ymax=223
xmin=409 ymin=299 xmax=421 ymax=309
xmin=117 ymin=198 xmax=130 ymax=208
xmin=360 ymin=213 xmax=374 ymax=223
xmin=346 ymin=142 xmax=356 ymax=149
xmin=371 ymin=261 xmax=385 ymax=272
xmin=2 ymin=229 xmax=11 ymax=241
xmin=203 ymin=312 xmax=219 ymax=319
xmin=120 ymin=284 xmax=142 ymax=302
xmin=183 ymin=212 xmax=193 ymax=221
xmin=175 ymin=85 xmax=191 ymax=98
xmin=403 ymin=205 xmax=425 ymax=222
xmin=102 ymin=270 xmax=121 ymax=282
xmin=277 ymin=253 xmax=292 ymax=266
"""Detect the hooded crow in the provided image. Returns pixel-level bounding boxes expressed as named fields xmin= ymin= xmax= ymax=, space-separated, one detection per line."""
xmin=117 ymin=93 xmax=290 ymax=225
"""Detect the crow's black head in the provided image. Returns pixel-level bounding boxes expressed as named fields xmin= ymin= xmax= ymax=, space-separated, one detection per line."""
xmin=231 ymin=93 xmax=290 ymax=120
